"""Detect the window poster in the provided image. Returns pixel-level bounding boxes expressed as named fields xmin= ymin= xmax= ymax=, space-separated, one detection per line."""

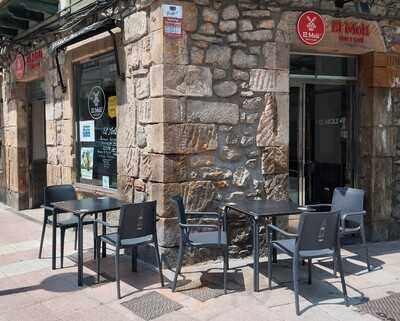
xmin=102 ymin=176 xmax=110 ymax=188
xmin=79 ymin=120 xmax=95 ymax=142
xmin=80 ymin=147 xmax=94 ymax=180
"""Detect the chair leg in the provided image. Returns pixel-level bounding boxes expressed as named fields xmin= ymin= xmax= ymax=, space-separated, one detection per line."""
xmin=131 ymin=246 xmax=137 ymax=272
xmin=60 ymin=228 xmax=66 ymax=269
xmin=153 ymin=237 xmax=164 ymax=287
xmin=172 ymin=242 xmax=184 ymax=292
xmin=360 ymin=220 xmax=371 ymax=272
xmin=336 ymin=247 xmax=348 ymax=306
xmin=38 ymin=219 xmax=47 ymax=259
xmin=115 ymin=246 xmax=121 ymax=299
xmin=293 ymin=255 xmax=300 ymax=316
xmin=268 ymin=242 xmax=274 ymax=289
xmin=223 ymin=246 xmax=228 ymax=294
xmin=74 ymin=227 xmax=78 ymax=251
xmin=96 ymin=238 xmax=101 ymax=283
xmin=307 ymin=259 xmax=312 ymax=285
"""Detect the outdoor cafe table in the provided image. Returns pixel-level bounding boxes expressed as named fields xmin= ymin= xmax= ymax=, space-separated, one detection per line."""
xmin=51 ymin=197 xmax=124 ymax=286
xmin=224 ymin=199 xmax=302 ymax=292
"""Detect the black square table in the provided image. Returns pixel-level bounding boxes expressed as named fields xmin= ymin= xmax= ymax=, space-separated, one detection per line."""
xmin=52 ymin=197 xmax=125 ymax=286
xmin=224 ymin=199 xmax=302 ymax=292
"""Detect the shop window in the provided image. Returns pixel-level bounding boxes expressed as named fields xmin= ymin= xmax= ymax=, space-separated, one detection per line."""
xmin=74 ymin=52 xmax=117 ymax=189
xmin=290 ymin=54 xmax=357 ymax=79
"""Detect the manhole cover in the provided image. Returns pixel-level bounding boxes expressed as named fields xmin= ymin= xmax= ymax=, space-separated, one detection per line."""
xmin=357 ymin=293 xmax=400 ymax=321
xmin=121 ymin=291 xmax=182 ymax=320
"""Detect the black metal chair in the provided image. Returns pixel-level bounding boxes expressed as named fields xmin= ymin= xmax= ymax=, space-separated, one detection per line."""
xmin=39 ymin=184 xmax=95 ymax=268
xmin=306 ymin=187 xmax=371 ymax=272
xmin=268 ymin=210 xmax=348 ymax=315
xmin=94 ymin=201 xmax=164 ymax=299
xmin=171 ymin=196 xmax=229 ymax=294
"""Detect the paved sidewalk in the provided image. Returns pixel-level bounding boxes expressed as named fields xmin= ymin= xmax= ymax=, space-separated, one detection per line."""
xmin=0 ymin=204 xmax=399 ymax=321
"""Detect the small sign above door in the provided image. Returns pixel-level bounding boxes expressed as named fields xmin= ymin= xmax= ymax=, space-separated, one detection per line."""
xmin=296 ymin=11 xmax=326 ymax=46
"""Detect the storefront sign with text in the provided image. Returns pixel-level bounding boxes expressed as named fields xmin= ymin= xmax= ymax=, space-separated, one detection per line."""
xmin=162 ymin=4 xmax=183 ymax=38
xmin=297 ymin=11 xmax=326 ymax=46
xmin=331 ymin=19 xmax=370 ymax=44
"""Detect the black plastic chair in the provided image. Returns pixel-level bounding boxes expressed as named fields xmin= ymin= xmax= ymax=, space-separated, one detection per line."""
xmin=94 ymin=201 xmax=164 ymax=299
xmin=39 ymin=184 xmax=95 ymax=268
xmin=268 ymin=210 xmax=348 ymax=315
xmin=306 ymin=187 xmax=371 ymax=272
xmin=171 ymin=196 xmax=228 ymax=294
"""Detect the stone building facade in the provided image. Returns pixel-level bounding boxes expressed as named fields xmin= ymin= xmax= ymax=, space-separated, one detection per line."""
xmin=2 ymin=0 xmax=400 ymax=264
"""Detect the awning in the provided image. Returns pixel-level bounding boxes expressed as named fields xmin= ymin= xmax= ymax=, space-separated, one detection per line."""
xmin=49 ymin=18 xmax=117 ymax=53
xmin=0 ymin=0 xmax=58 ymax=39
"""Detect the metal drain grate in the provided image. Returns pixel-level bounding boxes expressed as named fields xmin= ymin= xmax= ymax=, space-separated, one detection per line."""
xmin=121 ymin=291 xmax=183 ymax=320
xmin=182 ymin=286 xmax=226 ymax=302
xmin=357 ymin=293 xmax=400 ymax=321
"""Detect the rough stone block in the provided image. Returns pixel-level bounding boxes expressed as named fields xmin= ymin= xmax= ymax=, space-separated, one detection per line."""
xmin=232 ymin=50 xmax=258 ymax=69
xmin=187 ymin=100 xmax=239 ymax=125
xmin=264 ymin=174 xmax=289 ymax=201
xmin=147 ymin=123 xmax=217 ymax=154
xmin=139 ymin=152 xmax=187 ymax=183
xmin=117 ymin=175 xmax=134 ymax=202
xmin=205 ymin=45 xmax=232 ymax=69
xmin=150 ymin=65 xmax=212 ymax=97
xmin=117 ymin=147 xmax=139 ymax=178
xmin=138 ymin=98 xmax=185 ymax=124
xmin=239 ymin=30 xmax=273 ymax=41
xmin=56 ymin=120 xmax=73 ymax=147
xmin=61 ymin=166 xmax=73 ymax=184
xmin=124 ymin=11 xmax=148 ymax=43
xmin=263 ymin=42 xmax=289 ymax=70
xmin=151 ymin=29 xmax=189 ymax=65
xmin=57 ymin=146 xmax=74 ymax=167
xmin=157 ymin=218 xmax=179 ymax=247
xmin=117 ymin=104 xmax=136 ymax=148
xmin=47 ymin=164 xmax=62 ymax=186
xmin=213 ymin=81 xmax=238 ymax=97
xmin=47 ymin=146 xmax=58 ymax=165
xmin=261 ymin=146 xmax=289 ymax=175
xmin=374 ymin=127 xmax=396 ymax=157
xmin=249 ymin=69 xmax=289 ymax=93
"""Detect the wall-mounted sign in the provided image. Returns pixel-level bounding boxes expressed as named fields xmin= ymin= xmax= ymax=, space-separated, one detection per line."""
xmin=107 ymin=96 xmax=117 ymax=118
xmin=331 ymin=19 xmax=370 ymax=44
xmin=80 ymin=147 xmax=94 ymax=180
xmin=26 ymin=49 xmax=44 ymax=71
xmin=79 ymin=120 xmax=95 ymax=142
xmin=296 ymin=11 xmax=326 ymax=46
xmin=162 ymin=4 xmax=183 ymax=38
xmin=88 ymin=86 xmax=106 ymax=120
xmin=13 ymin=54 xmax=25 ymax=80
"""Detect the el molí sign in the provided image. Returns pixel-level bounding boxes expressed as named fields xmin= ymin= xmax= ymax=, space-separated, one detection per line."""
xmin=331 ymin=19 xmax=370 ymax=44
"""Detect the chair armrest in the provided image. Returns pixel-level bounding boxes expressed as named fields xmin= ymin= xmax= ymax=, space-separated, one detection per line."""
xmin=179 ymin=223 xmax=219 ymax=231
xmin=267 ymin=224 xmax=298 ymax=238
xmin=305 ymin=204 xmax=332 ymax=209
xmin=341 ymin=211 xmax=366 ymax=223
xmin=40 ymin=205 xmax=54 ymax=211
xmin=95 ymin=219 xmax=119 ymax=228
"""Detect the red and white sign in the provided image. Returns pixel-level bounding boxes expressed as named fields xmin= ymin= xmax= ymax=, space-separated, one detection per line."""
xmin=297 ymin=11 xmax=326 ymax=46
xmin=13 ymin=54 xmax=25 ymax=80
xmin=331 ymin=19 xmax=370 ymax=44
xmin=26 ymin=49 xmax=44 ymax=71
xmin=162 ymin=4 xmax=183 ymax=38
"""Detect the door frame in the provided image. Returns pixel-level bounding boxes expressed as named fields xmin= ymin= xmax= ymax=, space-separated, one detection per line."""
xmin=289 ymin=79 xmax=358 ymax=205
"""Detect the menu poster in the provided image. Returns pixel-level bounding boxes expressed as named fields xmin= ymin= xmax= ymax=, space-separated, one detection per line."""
xmin=102 ymin=176 xmax=110 ymax=189
xmin=79 ymin=120 xmax=95 ymax=142
xmin=80 ymin=147 xmax=94 ymax=180
xmin=95 ymin=127 xmax=117 ymax=178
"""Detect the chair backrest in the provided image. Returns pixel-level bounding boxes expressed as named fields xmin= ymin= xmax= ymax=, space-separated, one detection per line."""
xmin=171 ymin=196 xmax=187 ymax=225
xmin=118 ymin=201 xmax=157 ymax=241
xmin=44 ymin=184 xmax=77 ymax=216
xmin=331 ymin=187 xmax=364 ymax=214
xmin=296 ymin=211 xmax=340 ymax=252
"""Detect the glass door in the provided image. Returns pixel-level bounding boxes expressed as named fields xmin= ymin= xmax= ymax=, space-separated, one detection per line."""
xmin=289 ymin=83 xmax=355 ymax=205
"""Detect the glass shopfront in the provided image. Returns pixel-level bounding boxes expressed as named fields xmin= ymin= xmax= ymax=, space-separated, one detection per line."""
xmin=289 ymin=54 xmax=358 ymax=205
xmin=74 ymin=52 xmax=117 ymax=189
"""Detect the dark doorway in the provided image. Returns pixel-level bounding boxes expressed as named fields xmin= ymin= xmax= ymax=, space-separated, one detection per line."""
xmin=28 ymin=81 xmax=47 ymax=208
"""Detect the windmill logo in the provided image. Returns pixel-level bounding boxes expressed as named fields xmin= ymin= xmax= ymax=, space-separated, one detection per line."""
xmin=297 ymin=11 xmax=326 ymax=46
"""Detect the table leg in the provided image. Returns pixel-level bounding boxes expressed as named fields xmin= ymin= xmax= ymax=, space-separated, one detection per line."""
xmin=252 ymin=218 xmax=260 ymax=292
xmin=52 ymin=209 xmax=57 ymax=270
xmin=77 ymin=214 xmax=84 ymax=286
xmin=272 ymin=216 xmax=277 ymax=263
xmin=102 ymin=211 xmax=106 ymax=258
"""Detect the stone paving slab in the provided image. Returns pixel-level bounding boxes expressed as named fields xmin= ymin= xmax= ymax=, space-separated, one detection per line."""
xmin=0 ymin=205 xmax=396 ymax=321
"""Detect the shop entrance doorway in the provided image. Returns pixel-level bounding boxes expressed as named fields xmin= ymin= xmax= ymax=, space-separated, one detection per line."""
xmin=27 ymin=80 xmax=47 ymax=208
xmin=289 ymin=54 xmax=358 ymax=205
